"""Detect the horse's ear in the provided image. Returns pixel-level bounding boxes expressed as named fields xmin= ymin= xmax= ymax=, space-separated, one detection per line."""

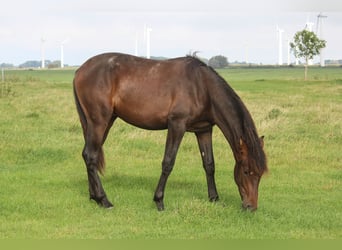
xmin=239 ymin=138 xmax=248 ymax=158
xmin=260 ymin=136 xmax=265 ymax=148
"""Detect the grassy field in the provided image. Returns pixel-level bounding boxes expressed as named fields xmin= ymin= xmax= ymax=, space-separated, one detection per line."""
xmin=0 ymin=66 xmax=341 ymax=239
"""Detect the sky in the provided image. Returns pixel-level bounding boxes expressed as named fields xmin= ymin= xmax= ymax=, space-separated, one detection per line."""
xmin=1 ymin=0 xmax=341 ymax=66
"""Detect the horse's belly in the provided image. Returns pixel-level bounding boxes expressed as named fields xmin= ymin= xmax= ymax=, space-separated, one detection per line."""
xmin=115 ymin=103 xmax=169 ymax=130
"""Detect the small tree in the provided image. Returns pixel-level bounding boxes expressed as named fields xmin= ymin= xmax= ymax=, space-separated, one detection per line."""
xmin=208 ymin=55 xmax=228 ymax=69
xmin=290 ymin=30 xmax=326 ymax=80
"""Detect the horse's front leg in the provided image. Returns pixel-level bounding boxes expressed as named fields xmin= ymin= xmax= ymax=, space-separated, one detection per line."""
xmin=195 ymin=128 xmax=219 ymax=202
xmin=153 ymin=119 xmax=186 ymax=211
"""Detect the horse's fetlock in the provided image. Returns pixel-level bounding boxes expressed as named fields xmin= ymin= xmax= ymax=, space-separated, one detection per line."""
xmin=154 ymin=191 xmax=163 ymax=202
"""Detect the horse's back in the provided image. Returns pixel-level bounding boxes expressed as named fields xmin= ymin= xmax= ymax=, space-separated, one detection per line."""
xmin=74 ymin=53 xmax=213 ymax=131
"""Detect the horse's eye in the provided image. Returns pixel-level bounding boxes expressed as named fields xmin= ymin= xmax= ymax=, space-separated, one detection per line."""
xmin=243 ymin=170 xmax=249 ymax=176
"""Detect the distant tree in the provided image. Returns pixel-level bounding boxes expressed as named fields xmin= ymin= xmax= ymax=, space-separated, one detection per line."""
xmin=48 ymin=61 xmax=61 ymax=69
xmin=19 ymin=60 xmax=51 ymax=68
xmin=290 ymin=30 xmax=326 ymax=80
xmin=0 ymin=63 xmax=14 ymax=68
xmin=208 ymin=55 xmax=228 ymax=69
xmin=19 ymin=61 xmax=41 ymax=68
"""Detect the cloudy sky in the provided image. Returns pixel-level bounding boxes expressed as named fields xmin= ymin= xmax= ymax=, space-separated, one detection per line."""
xmin=1 ymin=0 xmax=341 ymax=65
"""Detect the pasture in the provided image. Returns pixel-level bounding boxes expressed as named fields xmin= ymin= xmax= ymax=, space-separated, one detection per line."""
xmin=0 ymin=66 xmax=341 ymax=239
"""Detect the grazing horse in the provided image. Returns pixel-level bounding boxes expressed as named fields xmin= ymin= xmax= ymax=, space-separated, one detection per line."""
xmin=73 ymin=53 xmax=267 ymax=211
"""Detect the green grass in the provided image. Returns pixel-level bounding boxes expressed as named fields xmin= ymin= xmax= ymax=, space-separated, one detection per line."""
xmin=0 ymin=67 xmax=341 ymax=239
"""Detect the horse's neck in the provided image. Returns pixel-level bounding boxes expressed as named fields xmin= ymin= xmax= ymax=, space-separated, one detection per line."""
xmin=211 ymin=85 xmax=247 ymax=157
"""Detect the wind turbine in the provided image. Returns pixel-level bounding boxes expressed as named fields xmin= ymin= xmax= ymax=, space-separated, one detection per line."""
xmin=286 ymin=35 xmax=290 ymax=66
xmin=144 ymin=24 xmax=152 ymax=59
xmin=305 ymin=18 xmax=315 ymax=65
xmin=145 ymin=26 xmax=152 ymax=59
xmin=60 ymin=38 xmax=69 ymax=68
xmin=295 ymin=46 xmax=299 ymax=65
xmin=305 ymin=22 xmax=315 ymax=32
xmin=135 ymin=32 xmax=139 ymax=56
xmin=277 ymin=26 xmax=284 ymax=65
xmin=41 ymin=36 xmax=46 ymax=69
xmin=316 ymin=13 xmax=327 ymax=67
xmin=244 ymin=41 xmax=249 ymax=64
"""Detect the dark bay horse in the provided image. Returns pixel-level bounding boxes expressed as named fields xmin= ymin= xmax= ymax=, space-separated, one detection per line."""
xmin=73 ymin=53 xmax=267 ymax=211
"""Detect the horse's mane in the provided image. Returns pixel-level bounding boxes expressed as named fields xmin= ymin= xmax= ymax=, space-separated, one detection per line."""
xmin=185 ymin=55 xmax=208 ymax=68
xmin=243 ymin=123 xmax=268 ymax=174
xmin=185 ymin=56 xmax=267 ymax=173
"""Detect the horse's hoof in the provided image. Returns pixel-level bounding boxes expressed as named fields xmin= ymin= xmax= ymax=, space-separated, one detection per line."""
xmin=209 ymin=196 xmax=219 ymax=202
xmin=106 ymin=205 xmax=114 ymax=210
xmin=90 ymin=196 xmax=113 ymax=208
xmin=155 ymin=201 xmax=165 ymax=211
xmin=101 ymin=198 xmax=114 ymax=208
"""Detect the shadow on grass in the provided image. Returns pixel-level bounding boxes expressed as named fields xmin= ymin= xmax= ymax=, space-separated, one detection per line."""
xmin=71 ymin=171 xmax=240 ymax=210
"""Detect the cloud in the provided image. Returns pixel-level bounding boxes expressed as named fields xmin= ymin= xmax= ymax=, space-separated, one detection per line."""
xmin=1 ymin=0 xmax=341 ymax=65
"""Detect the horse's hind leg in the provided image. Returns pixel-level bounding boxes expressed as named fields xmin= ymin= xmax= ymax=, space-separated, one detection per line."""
xmin=82 ymin=119 xmax=115 ymax=208
xmin=195 ymin=129 xmax=219 ymax=202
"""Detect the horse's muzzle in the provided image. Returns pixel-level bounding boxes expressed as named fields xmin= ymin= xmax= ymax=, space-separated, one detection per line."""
xmin=242 ymin=202 xmax=257 ymax=212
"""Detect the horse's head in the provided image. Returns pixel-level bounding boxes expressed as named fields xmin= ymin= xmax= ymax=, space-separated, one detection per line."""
xmin=234 ymin=136 xmax=267 ymax=211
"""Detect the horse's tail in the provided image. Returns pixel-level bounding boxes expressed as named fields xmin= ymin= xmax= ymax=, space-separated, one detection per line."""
xmin=73 ymin=78 xmax=87 ymax=136
xmin=73 ymin=77 xmax=106 ymax=175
